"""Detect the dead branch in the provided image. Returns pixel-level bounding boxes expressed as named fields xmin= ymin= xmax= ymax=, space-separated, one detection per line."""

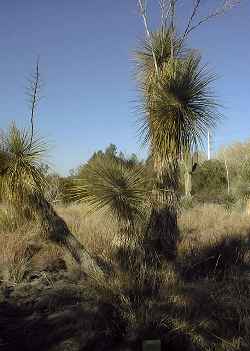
xmin=28 ymin=58 xmax=41 ymax=149
xmin=180 ymin=0 xmax=241 ymax=46
xmin=159 ymin=0 xmax=165 ymax=29
xmin=137 ymin=0 xmax=159 ymax=77
xmin=178 ymin=0 xmax=202 ymax=50
xmin=159 ymin=1 xmax=172 ymax=57
xmin=159 ymin=0 xmax=171 ymax=29
xmin=137 ymin=0 xmax=241 ymax=58
xmin=170 ymin=0 xmax=177 ymax=58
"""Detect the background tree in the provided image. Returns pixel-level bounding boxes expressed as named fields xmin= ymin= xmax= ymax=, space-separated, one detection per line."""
xmin=76 ymin=144 xmax=144 ymax=178
xmin=192 ymin=159 xmax=228 ymax=203
xmin=217 ymin=140 xmax=250 ymax=172
xmin=217 ymin=141 xmax=250 ymax=202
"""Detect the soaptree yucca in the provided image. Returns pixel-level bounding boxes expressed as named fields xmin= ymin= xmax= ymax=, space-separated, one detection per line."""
xmin=72 ymin=156 xmax=149 ymax=238
xmin=0 ymin=124 xmax=47 ymax=215
xmin=0 ymin=124 xmax=103 ymax=276
xmin=136 ymin=31 xmax=219 ymax=258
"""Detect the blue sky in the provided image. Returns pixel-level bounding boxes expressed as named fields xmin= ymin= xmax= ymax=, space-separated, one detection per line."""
xmin=0 ymin=0 xmax=249 ymax=174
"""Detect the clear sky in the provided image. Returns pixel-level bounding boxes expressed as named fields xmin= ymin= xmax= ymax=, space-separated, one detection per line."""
xmin=0 ymin=0 xmax=249 ymax=174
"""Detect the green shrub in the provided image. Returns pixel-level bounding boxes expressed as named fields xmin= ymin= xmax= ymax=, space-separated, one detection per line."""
xmin=192 ymin=160 xmax=228 ymax=203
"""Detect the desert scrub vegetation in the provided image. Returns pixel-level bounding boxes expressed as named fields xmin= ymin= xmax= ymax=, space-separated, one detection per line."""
xmin=1 ymin=204 xmax=250 ymax=350
xmin=178 ymin=204 xmax=250 ymax=279
xmin=0 ymin=1 xmax=247 ymax=350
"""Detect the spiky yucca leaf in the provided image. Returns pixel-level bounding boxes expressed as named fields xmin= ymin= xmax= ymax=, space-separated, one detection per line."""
xmin=141 ymin=53 xmax=219 ymax=162
xmin=0 ymin=123 xmax=48 ymax=206
xmin=72 ymin=157 xmax=148 ymax=225
xmin=136 ymin=30 xmax=182 ymax=87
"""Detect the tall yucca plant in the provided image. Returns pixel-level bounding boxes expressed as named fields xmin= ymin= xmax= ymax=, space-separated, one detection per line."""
xmin=72 ymin=156 xmax=148 ymax=237
xmin=137 ymin=32 xmax=219 ymax=258
xmin=144 ymin=55 xmax=217 ymax=159
xmin=0 ymin=124 xmax=103 ymax=276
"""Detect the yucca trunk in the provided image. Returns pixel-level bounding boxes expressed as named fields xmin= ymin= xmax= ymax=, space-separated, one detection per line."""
xmin=183 ymin=151 xmax=198 ymax=198
xmin=184 ymin=170 xmax=192 ymax=198
xmin=27 ymin=192 xmax=103 ymax=277
xmin=145 ymin=158 xmax=180 ymax=259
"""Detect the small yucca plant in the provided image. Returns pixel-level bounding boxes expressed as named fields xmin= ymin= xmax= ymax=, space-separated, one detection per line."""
xmin=72 ymin=157 xmax=148 ymax=233
xmin=0 ymin=123 xmax=47 ymax=218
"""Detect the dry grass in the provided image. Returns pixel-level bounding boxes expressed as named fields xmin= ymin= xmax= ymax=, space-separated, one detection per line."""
xmin=1 ymin=202 xmax=250 ymax=285
xmin=178 ymin=204 xmax=250 ymax=280
xmin=0 ymin=208 xmax=64 ymax=284
xmin=56 ymin=204 xmax=120 ymax=260
xmin=0 ymin=211 xmax=35 ymax=284
xmin=0 ymin=204 xmax=121 ymax=285
xmin=179 ymin=203 xmax=250 ymax=243
xmin=1 ymin=203 xmax=250 ymax=350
